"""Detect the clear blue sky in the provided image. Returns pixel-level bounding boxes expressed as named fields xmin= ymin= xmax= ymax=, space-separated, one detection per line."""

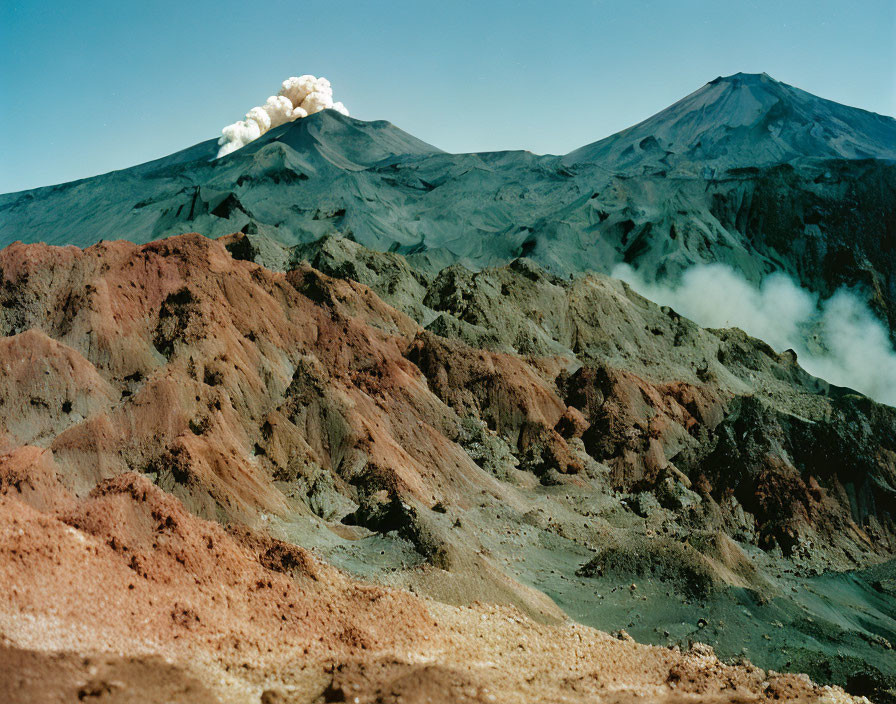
xmin=1 ymin=0 xmax=894 ymax=193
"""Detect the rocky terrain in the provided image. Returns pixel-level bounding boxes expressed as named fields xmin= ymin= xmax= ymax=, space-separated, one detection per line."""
xmin=1 ymin=72 xmax=895 ymax=702
xmin=0 ymin=232 xmax=893 ymax=702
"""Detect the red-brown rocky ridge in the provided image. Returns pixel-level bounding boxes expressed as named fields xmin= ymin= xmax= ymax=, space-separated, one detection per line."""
xmin=0 ymin=233 xmax=887 ymax=702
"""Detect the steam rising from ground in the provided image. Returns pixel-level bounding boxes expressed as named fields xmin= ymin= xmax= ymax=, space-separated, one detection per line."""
xmin=613 ymin=263 xmax=896 ymax=407
xmin=216 ymin=75 xmax=349 ymax=158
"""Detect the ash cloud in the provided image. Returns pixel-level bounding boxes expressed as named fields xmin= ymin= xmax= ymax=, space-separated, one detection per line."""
xmin=613 ymin=262 xmax=896 ymax=407
xmin=216 ymin=75 xmax=349 ymax=158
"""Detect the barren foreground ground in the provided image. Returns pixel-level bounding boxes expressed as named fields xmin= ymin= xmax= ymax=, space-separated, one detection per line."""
xmin=0 ymin=470 xmax=860 ymax=703
xmin=0 ymin=234 xmax=892 ymax=702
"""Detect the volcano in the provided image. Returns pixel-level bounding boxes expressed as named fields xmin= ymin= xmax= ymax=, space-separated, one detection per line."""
xmin=566 ymin=72 xmax=896 ymax=170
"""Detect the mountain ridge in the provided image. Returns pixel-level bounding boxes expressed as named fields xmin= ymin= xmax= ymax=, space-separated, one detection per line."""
xmin=4 ymin=73 xmax=894 ymax=198
xmin=1 ymin=73 xmax=894 ymax=334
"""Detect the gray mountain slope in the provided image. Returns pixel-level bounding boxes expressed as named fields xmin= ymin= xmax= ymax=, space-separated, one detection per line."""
xmin=0 ymin=111 xmax=440 ymax=247
xmin=566 ymin=72 xmax=896 ymax=172
xmin=1 ymin=74 xmax=894 ymax=330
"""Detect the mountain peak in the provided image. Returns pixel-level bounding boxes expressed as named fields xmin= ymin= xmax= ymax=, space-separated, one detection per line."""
xmin=229 ymin=108 xmax=442 ymax=170
xmin=710 ymin=71 xmax=774 ymax=85
xmin=565 ymin=73 xmax=896 ymax=169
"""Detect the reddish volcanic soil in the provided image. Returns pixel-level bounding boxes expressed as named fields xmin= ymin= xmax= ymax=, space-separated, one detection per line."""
xmin=0 ymin=234 xmax=877 ymax=702
xmin=0 ymin=468 xmax=855 ymax=703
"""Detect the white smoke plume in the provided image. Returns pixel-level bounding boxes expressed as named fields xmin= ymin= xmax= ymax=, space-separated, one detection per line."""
xmin=612 ymin=262 xmax=896 ymax=407
xmin=216 ymin=75 xmax=349 ymax=158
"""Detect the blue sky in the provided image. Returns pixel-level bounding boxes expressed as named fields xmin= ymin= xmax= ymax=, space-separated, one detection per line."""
xmin=1 ymin=0 xmax=894 ymax=193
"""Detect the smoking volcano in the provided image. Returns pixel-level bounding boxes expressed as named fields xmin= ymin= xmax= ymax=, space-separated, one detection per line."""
xmin=216 ymin=74 xmax=349 ymax=158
